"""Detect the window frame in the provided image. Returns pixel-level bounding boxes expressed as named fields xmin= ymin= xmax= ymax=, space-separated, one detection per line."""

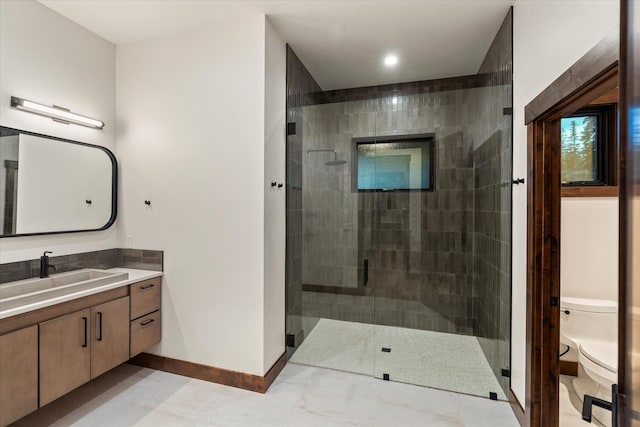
xmin=560 ymin=104 xmax=617 ymax=190
xmin=351 ymin=133 xmax=435 ymax=192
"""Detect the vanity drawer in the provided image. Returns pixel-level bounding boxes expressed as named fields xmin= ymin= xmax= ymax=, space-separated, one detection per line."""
xmin=130 ymin=310 xmax=161 ymax=357
xmin=130 ymin=277 xmax=161 ymax=320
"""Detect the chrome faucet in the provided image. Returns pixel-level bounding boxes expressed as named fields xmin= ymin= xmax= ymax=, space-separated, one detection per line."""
xmin=39 ymin=251 xmax=55 ymax=278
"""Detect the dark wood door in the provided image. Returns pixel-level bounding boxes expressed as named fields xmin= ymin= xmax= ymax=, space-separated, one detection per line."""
xmin=621 ymin=1 xmax=640 ymax=425
xmin=0 ymin=325 xmax=38 ymax=426
xmin=91 ymin=296 xmax=130 ymax=378
xmin=39 ymin=308 xmax=91 ymax=406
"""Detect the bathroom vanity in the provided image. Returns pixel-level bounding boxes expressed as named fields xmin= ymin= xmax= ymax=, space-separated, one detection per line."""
xmin=0 ymin=268 xmax=162 ymax=426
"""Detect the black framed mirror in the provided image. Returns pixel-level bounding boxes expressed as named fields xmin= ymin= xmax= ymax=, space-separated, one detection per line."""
xmin=0 ymin=126 xmax=117 ymax=237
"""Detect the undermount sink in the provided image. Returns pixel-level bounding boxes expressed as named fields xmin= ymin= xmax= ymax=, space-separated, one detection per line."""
xmin=0 ymin=269 xmax=129 ymax=311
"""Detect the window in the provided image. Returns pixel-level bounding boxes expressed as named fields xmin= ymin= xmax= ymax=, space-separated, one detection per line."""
xmin=353 ymin=135 xmax=434 ymax=191
xmin=560 ymin=106 xmax=615 ymax=186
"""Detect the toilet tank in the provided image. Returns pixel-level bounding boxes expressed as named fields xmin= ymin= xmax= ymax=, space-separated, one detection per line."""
xmin=560 ymin=297 xmax=618 ymax=349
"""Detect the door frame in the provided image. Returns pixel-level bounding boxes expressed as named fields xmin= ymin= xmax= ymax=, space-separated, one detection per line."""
xmin=523 ymin=32 xmax=620 ymax=427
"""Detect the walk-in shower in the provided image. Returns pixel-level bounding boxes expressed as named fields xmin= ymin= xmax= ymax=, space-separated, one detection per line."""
xmin=285 ymin=10 xmax=513 ymax=402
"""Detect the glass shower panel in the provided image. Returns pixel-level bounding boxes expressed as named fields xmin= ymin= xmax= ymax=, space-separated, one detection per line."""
xmin=287 ymin=100 xmax=378 ymax=378
xmin=369 ymin=91 xmax=480 ymax=394
xmin=370 ymin=86 xmax=512 ymax=400
xmin=494 ymin=79 xmax=513 ymax=399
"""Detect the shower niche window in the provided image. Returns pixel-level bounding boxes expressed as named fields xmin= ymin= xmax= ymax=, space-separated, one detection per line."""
xmin=353 ymin=134 xmax=434 ymax=191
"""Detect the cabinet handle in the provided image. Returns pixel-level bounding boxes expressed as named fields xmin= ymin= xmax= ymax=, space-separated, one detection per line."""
xmin=82 ymin=316 xmax=88 ymax=347
xmin=139 ymin=283 xmax=155 ymax=290
xmin=97 ymin=312 xmax=103 ymax=341
xmin=140 ymin=319 xmax=155 ymax=326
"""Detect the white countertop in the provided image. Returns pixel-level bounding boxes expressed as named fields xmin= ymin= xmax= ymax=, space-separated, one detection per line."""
xmin=0 ymin=268 xmax=163 ymax=320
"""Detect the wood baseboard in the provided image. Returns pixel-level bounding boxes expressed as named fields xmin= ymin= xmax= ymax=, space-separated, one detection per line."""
xmin=559 ymin=360 xmax=579 ymax=377
xmin=262 ymin=352 xmax=288 ymax=391
xmin=509 ymin=388 xmax=526 ymax=427
xmin=129 ymin=351 xmax=287 ymax=394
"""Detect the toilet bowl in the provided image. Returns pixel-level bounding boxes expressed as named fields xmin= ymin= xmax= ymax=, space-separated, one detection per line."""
xmin=578 ymin=340 xmax=617 ymax=387
xmin=560 ymin=297 xmax=617 ymax=427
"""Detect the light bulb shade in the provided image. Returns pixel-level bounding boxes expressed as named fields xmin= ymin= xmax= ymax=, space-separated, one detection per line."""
xmin=10 ymin=96 xmax=105 ymax=129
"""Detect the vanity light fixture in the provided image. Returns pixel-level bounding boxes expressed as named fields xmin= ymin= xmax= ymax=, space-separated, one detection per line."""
xmin=10 ymin=96 xmax=105 ymax=129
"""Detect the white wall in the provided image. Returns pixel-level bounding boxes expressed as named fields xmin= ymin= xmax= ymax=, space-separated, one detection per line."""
xmin=116 ymin=14 xmax=284 ymax=376
xmin=0 ymin=0 xmax=116 ymax=262
xmin=561 ymin=197 xmax=619 ymax=301
xmin=511 ymin=0 xmax=619 ymax=403
xmin=2 ymin=1 xmax=286 ymax=378
xmin=263 ymin=18 xmax=286 ymax=373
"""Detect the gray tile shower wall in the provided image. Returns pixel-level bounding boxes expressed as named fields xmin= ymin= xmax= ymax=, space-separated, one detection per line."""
xmin=469 ymin=8 xmax=513 ymax=396
xmin=358 ymin=132 xmax=476 ymax=335
xmin=318 ymin=74 xmax=492 ymax=104
xmin=0 ymin=248 xmax=164 ymax=284
xmin=301 ymin=88 xmax=481 ymax=335
xmin=301 ymin=101 xmax=365 ymax=289
xmin=286 ymin=45 xmax=323 ymax=348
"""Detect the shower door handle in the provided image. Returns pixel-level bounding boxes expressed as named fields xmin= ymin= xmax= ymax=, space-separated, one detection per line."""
xmin=363 ymin=259 xmax=368 ymax=287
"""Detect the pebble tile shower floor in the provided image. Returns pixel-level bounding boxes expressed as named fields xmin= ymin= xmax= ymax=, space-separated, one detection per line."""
xmin=290 ymin=318 xmax=507 ymax=400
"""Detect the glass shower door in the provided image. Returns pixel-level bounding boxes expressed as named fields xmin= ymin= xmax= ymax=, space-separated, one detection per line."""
xmin=365 ymin=98 xmax=451 ymax=390
xmin=287 ymin=100 xmax=377 ymax=378
xmin=369 ymin=91 xmax=513 ymax=401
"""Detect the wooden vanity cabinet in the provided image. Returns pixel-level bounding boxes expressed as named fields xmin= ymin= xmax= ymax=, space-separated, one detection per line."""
xmin=0 ymin=275 xmax=161 ymax=426
xmin=39 ymin=296 xmax=131 ymax=406
xmin=129 ymin=277 xmax=161 ymax=357
xmin=0 ymin=325 xmax=38 ymax=426
xmin=39 ymin=308 xmax=91 ymax=406
xmin=91 ymin=296 xmax=130 ymax=378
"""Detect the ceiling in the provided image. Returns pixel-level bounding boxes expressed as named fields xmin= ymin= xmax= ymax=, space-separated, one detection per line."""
xmin=39 ymin=0 xmax=513 ymax=91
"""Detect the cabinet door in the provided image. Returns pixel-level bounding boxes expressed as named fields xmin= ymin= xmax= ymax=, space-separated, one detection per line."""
xmin=91 ymin=296 xmax=130 ymax=378
xmin=0 ymin=325 xmax=38 ymax=426
xmin=39 ymin=308 xmax=91 ymax=406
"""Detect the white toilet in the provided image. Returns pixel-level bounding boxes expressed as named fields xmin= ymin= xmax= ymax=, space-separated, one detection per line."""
xmin=560 ymin=297 xmax=617 ymax=427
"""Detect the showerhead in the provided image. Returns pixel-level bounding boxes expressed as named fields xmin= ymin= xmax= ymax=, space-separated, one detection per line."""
xmin=307 ymin=149 xmax=348 ymax=167
xmin=325 ymin=159 xmax=348 ymax=166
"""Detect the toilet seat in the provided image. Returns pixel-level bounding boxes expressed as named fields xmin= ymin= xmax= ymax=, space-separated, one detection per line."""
xmin=579 ymin=340 xmax=617 ymax=385
xmin=580 ymin=340 xmax=617 ymax=372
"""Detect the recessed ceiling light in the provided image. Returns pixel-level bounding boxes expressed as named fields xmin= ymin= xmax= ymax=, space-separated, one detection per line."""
xmin=384 ymin=54 xmax=398 ymax=66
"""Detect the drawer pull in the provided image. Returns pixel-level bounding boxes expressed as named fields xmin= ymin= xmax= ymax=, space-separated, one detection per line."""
xmin=140 ymin=319 xmax=155 ymax=326
xmin=139 ymin=284 xmax=155 ymax=290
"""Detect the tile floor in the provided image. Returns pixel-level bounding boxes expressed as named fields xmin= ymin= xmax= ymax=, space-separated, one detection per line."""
xmin=13 ymin=362 xmax=519 ymax=426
